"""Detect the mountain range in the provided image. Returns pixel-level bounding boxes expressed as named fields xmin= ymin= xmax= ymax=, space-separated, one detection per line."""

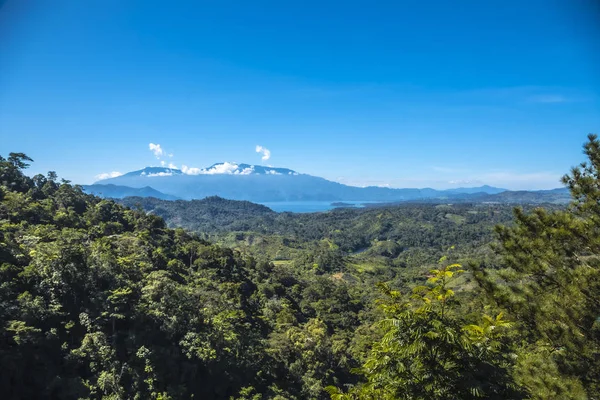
xmin=88 ymin=163 xmax=511 ymax=202
xmin=81 ymin=183 xmax=180 ymax=200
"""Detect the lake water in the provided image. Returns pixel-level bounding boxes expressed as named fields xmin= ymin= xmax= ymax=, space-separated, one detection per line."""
xmin=258 ymin=201 xmax=381 ymax=213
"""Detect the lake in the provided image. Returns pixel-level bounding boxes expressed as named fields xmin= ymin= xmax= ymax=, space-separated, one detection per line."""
xmin=258 ymin=201 xmax=381 ymax=213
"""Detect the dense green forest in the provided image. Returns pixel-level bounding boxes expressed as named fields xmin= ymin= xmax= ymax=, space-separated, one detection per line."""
xmin=1 ymin=135 xmax=599 ymax=399
xmin=117 ymin=195 xmax=562 ymax=270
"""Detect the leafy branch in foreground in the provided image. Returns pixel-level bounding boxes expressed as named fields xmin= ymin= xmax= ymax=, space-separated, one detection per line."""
xmin=327 ymin=256 xmax=523 ymax=400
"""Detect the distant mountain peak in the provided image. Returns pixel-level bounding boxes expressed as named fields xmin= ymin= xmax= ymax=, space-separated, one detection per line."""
xmin=109 ymin=163 xmax=299 ymax=180
xmin=198 ymin=162 xmax=299 ymax=176
xmin=122 ymin=167 xmax=183 ymax=178
xmin=93 ymin=163 xmax=513 ymax=203
xmin=82 ymin=183 xmax=179 ymax=200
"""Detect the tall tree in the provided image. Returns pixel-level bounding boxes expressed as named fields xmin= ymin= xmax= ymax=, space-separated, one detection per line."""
xmin=473 ymin=134 xmax=600 ymax=398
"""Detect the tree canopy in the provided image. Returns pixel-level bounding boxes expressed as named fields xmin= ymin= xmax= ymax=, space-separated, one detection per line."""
xmin=1 ymin=134 xmax=598 ymax=399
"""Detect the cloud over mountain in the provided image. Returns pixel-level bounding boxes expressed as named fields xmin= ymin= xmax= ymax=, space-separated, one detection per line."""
xmin=95 ymin=171 xmax=123 ymax=180
xmin=256 ymin=145 xmax=271 ymax=161
xmin=149 ymin=143 xmax=165 ymax=158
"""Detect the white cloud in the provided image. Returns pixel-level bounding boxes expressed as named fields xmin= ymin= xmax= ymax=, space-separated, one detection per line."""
xmin=147 ymin=172 xmax=173 ymax=177
xmin=266 ymin=169 xmax=281 ymax=175
xmin=168 ymin=163 xmax=178 ymax=169
xmin=95 ymin=171 xmax=123 ymax=180
xmin=237 ymin=166 xmax=254 ymax=175
xmin=181 ymin=165 xmax=203 ymax=175
xmin=160 ymin=160 xmax=166 ymax=166
xmin=202 ymin=162 xmax=240 ymax=174
xmin=256 ymin=145 xmax=271 ymax=161
xmin=149 ymin=143 xmax=165 ymax=158
xmin=179 ymin=162 xmax=258 ymax=175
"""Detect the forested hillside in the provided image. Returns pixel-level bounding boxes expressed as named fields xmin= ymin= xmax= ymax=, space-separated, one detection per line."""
xmin=118 ymin=195 xmax=560 ymax=253
xmin=82 ymin=184 xmax=180 ymax=200
xmin=1 ymin=135 xmax=599 ymax=399
xmin=118 ymin=196 xmax=563 ymax=283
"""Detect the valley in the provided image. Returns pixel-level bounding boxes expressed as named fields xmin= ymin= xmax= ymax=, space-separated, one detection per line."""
xmin=4 ymin=1 xmax=597 ymax=397
xmin=1 ymin=138 xmax=597 ymax=399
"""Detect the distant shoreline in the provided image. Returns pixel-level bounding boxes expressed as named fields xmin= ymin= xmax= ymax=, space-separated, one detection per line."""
xmin=330 ymin=202 xmax=359 ymax=207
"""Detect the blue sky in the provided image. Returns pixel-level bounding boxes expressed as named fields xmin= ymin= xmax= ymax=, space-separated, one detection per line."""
xmin=1 ymin=0 xmax=599 ymax=189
